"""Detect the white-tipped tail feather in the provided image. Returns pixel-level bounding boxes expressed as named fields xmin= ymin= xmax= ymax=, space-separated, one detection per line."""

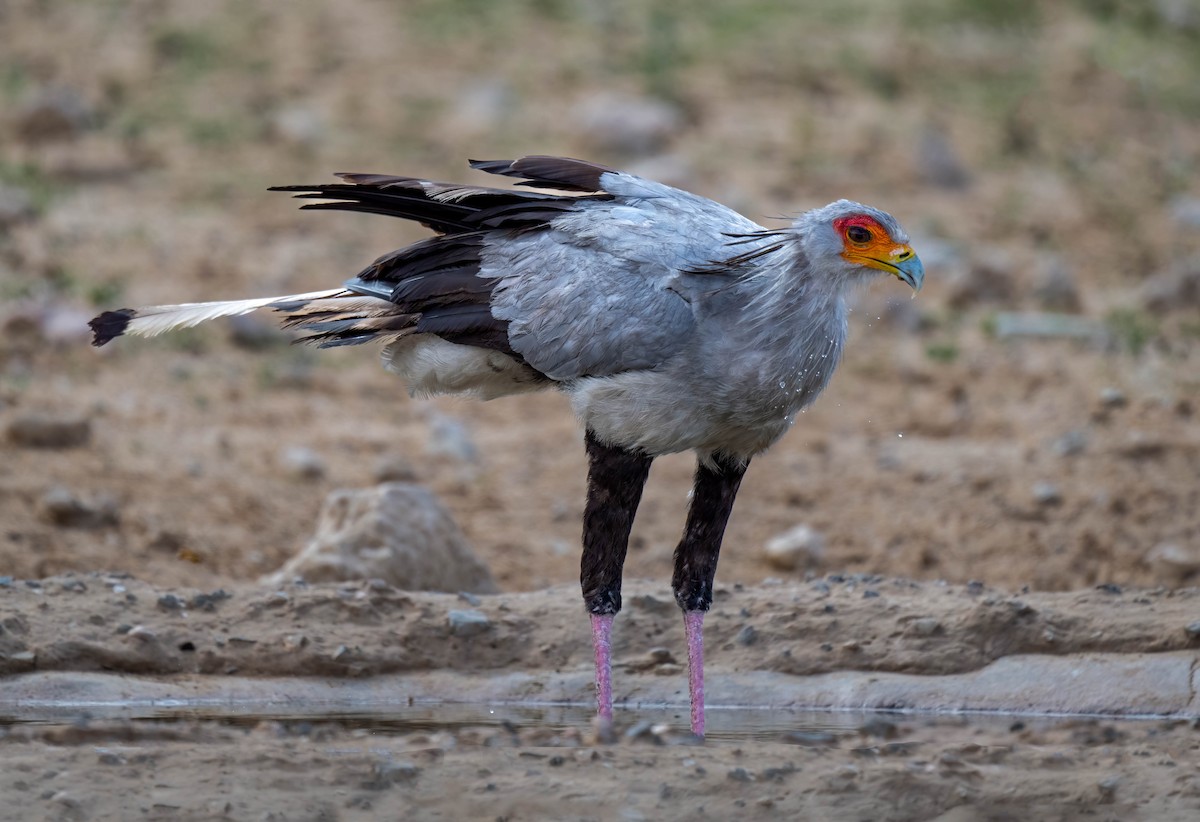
xmin=89 ymin=289 xmax=349 ymax=346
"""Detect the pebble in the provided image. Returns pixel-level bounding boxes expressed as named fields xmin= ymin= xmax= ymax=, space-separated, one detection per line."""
xmin=127 ymin=625 xmax=157 ymax=642
xmin=447 ymin=609 xmax=491 ymax=637
xmin=1146 ymin=543 xmax=1200 ymax=581
xmin=735 ymin=625 xmax=759 ymax=646
xmin=228 ymin=314 xmax=284 ymax=350
xmin=858 ymin=718 xmax=899 ymax=739
xmin=916 ymin=125 xmax=970 ymax=189
xmin=630 ymin=593 xmax=674 ymax=615
xmin=572 ymin=92 xmax=683 ymax=155
xmin=373 ymin=455 xmax=418 ymax=484
xmin=425 ymin=413 xmax=479 ymax=463
xmin=157 ymin=593 xmax=184 ymax=610
xmin=625 ymin=721 xmax=668 ymax=745
xmin=37 ymin=487 xmax=119 ymax=528
xmin=1140 ymin=258 xmax=1200 ymax=311
xmin=762 ymin=524 xmax=825 ymax=571
xmin=782 ymin=731 xmax=838 ymax=747
xmin=0 ymin=184 xmax=35 ymax=227
xmin=944 ymin=249 xmax=1016 ymax=309
xmin=908 ymin=617 xmax=944 ymax=637
xmin=14 ymin=86 xmax=94 ymax=141
xmin=647 ymin=647 xmax=676 ymax=665
xmin=1031 ymin=255 xmax=1081 ymax=312
xmin=279 ymin=446 xmax=326 ymax=481
xmin=1031 ymin=481 xmax=1063 ymax=506
xmin=373 ymin=760 xmax=420 ymax=784
xmin=269 ymin=105 xmax=326 ymax=150
xmin=992 ymin=312 xmax=1106 ymax=341
xmin=1050 ymin=430 xmax=1088 ymax=457
xmin=445 ymin=80 xmax=514 ymax=135
xmin=6 ymin=415 xmax=91 ymax=449
xmin=1185 ymin=621 xmax=1200 ymax=640
xmin=189 ymin=590 xmax=230 ymax=611
xmin=727 ymin=767 xmax=753 ymax=782
xmin=1099 ymin=387 xmax=1127 ymax=408
xmin=1168 ymin=196 xmax=1200 ymax=228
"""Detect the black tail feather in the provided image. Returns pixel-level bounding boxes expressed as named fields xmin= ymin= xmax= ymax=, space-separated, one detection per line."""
xmin=89 ymin=309 xmax=135 ymax=347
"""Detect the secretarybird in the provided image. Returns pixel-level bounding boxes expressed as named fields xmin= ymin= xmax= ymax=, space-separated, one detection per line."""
xmin=90 ymin=156 xmax=924 ymax=737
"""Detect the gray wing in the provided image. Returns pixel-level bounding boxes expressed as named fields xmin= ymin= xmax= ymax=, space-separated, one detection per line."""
xmin=483 ymin=168 xmax=767 ymax=381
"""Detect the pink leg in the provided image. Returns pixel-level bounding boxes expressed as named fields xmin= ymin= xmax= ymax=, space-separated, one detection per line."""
xmin=590 ymin=613 xmax=615 ymax=723
xmin=684 ymin=609 xmax=706 ymax=737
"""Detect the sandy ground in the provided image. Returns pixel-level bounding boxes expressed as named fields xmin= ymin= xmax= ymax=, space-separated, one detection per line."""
xmin=2 ymin=575 xmax=1199 ymax=820
xmin=1 ymin=1 xmax=1199 ymax=819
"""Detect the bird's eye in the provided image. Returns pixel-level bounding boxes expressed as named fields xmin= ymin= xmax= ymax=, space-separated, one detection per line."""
xmin=846 ymin=226 xmax=872 ymax=244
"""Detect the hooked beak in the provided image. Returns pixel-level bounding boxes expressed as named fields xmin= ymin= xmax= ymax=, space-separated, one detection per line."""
xmin=890 ymin=252 xmax=924 ymax=292
xmin=866 ymin=246 xmax=923 ymax=292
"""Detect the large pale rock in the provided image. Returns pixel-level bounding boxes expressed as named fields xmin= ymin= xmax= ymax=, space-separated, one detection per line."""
xmin=263 ymin=483 xmax=497 ymax=593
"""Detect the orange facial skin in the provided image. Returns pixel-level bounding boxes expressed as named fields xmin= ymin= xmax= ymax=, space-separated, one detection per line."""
xmin=833 ymin=214 xmax=917 ymax=279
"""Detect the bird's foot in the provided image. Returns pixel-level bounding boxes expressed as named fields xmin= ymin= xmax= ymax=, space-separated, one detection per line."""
xmin=683 ymin=609 xmax=706 ymax=737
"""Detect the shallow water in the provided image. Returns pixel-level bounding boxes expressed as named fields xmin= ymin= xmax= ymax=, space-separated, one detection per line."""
xmin=0 ymin=697 xmax=1158 ymax=745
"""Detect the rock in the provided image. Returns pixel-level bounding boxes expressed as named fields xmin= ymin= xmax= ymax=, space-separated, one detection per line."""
xmin=262 ymin=482 xmax=497 ymax=592
xmin=992 ymin=312 xmax=1108 ymax=342
xmin=1169 ymin=196 xmax=1200 ymax=228
xmin=1099 ymin=387 xmax=1127 ymax=409
xmin=425 ymin=413 xmax=479 ymax=464
xmin=268 ymin=105 xmax=326 ymax=150
xmin=735 ymin=625 xmax=759 ymax=646
xmin=38 ymin=304 xmax=95 ymax=345
xmin=916 ymin=126 xmax=970 ymax=189
xmin=447 ymin=609 xmax=491 ymax=637
xmin=572 ymin=92 xmax=683 ymax=155
xmin=1184 ymin=621 xmax=1200 ymax=640
xmin=1155 ymin=0 xmax=1200 ymax=30
xmin=445 ymin=80 xmax=514 ymax=135
xmin=0 ymin=184 xmax=35 ymax=227
xmin=228 ymin=313 xmax=284 ymax=350
xmin=279 ymin=446 xmax=326 ymax=481
xmin=38 ymin=487 xmax=119 ymax=528
xmin=373 ymin=760 xmax=420 ymax=785
xmin=373 ymin=455 xmax=418 ymax=484
xmin=944 ymin=248 xmax=1016 ymax=308
xmin=13 ymin=86 xmax=94 ymax=142
xmin=1145 ymin=543 xmax=1200 ymax=582
xmin=763 ymin=525 xmax=825 ymax=571
xmin=1140 ymin=256 xmax=1200 ymax=311
xmin=6 ymin=414 xmax=91 ymax=449
xmin=1031 ymin=255 xmax=1081 ymax=312
xmin=623 ymin=153 xmax=696 ymax=191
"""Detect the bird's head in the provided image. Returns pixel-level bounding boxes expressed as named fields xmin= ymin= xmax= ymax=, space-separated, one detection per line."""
xmin=799 ymin=200 xmax=924 ymax=292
